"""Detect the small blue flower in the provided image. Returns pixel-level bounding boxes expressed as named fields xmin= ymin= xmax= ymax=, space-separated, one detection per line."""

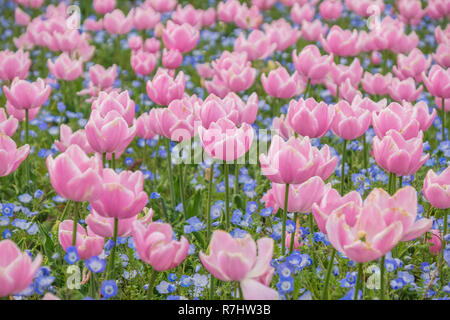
xmin=18 ymin=193 xmax=33 ymax=204
xmin=180 ymin=275 xmax=192 ymax=287
xmin=64 ymin=247 xmax=79 ymax=265
xmin=277 ymin=262 xmax=294 ymax=279
xmin=150 ymin=192 xmax=161 ymax=199
xmin=156 ymin=281 xmax=176 ymax=294
xmin=168 ymin=273 xmax=177 ymax=282
xmin=2 ymin=203 xmax=15 ymax=217
xmin=85 ymin=256 xmax=107 ymax=273
xmin=390 ymin=278 xmax=405 ymax=290
xmin=101 ymin=280 xmax=118 ymax=298
xmin=276 ymin=277 xmax=294 ymax=294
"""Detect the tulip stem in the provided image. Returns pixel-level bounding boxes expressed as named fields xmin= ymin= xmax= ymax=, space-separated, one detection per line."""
xmin=102 ymin=153 xmax=106 ymax=168
xmin=398 ymin=176 xmax=403 ymax=189
xmin=321 ymin=248 xmax=336 ymax=300
xmin=340 ymin=140 xmax=347 ymax=195
xmin=206 ymin=162 xmax=214 ymax=244
xmin=281 ymin=183 xmax=289 ymax=256
xmin=362 ymin=133 xmax=368 ymax=172
xmin=234 ymin=159 xmax=239 ymax=195
xmin=71 ymin=202 xmax=80 ymax=247
xmin=442 ymin=209 xmax=448 ymax=281
xmin=308 ymin=213 xmax=317 ymax=269
xmin=209 ymin=275 xmax=215 ymax=300
xmin=224 ymin=163 xmax=230 ymax=230
xmin=380 ymin=256 xmax=386 ymax=300
xmin=442 ymin=98 xmax=446 ymax=141
xmin=304 ymin=78 xmax=311 ymax=99
xmin=166 ymin=139 xmax=176 ymax=208
xmin=179 ymin=163 xmax=187 ymax=220
xmin=238 ymin=282 xmax=244 ymax=300
xmin=24 ymin=109 xmax=30 ymax=191
xmin=147 ymin=268 xmax=158 ymax=300
xmin=289 ymin=212 xmax=298 ymax=254
xmin=388 ymin=172 xmax=396 ymax=195
xmin=354 ymin=263 xmax=363 ymax=300
xmin=108 ymin=218 xmax=119 ymax=279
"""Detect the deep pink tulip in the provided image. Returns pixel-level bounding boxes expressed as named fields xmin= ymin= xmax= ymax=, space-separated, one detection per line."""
xmin=320 ymin=25 xmax=360 ymax=57
xmin=0 ymin=240 xmax=42 ymax=297
xmin=3 ymin=78 xmax=51 ymax=110
xmin=162 ymin=48 xmax=183 ymax=69
xmin=47 ymin=53 xmax=83 ymax=81
xmin=103 ymin=9 xmax=133 ymax=35
xmin=86 ymin=209 xmax=136 ymax=238
xmin=290 ymin=3 xmax=315 ymax=23
xmin=361 ymin=72 xmax=392 ymax=96
xmin=422 ymin=65 xmax=450 ymax=99
xmin=58 ymin=220 xmax=104 ymax=260
xmin=312 ymin=188 xmax=362 ymax=234
xmin=146 ymin=68 xmax=185 ymax=106
xmin=263 ymin=19 xmax=300 ymax=51
xmin=54 ymin=125 xmax=93 ymax=154
xmin=330 ymin=100 xmax=371 ymax=140
xmin=93 ymin=0 xmax=116 ymax=14
xmin=90 ymin=169 xmax=148 ymax=219
xmin=319 ymin=0 xmax=342 ymax=20
xmin=261 ymin=67 xmax=303 ymax=99
xmin=388 ymin=78 xmax=423 ymax=102
xmin=91 ymin=90 xmax=135 ymax=126
xmin=292 ymin=45 xmax=333 ymax=83
xmin=0 ymin=49 xmax=31 ymax=81
xmin=89 ymin=64 xmax=117 ymax=90
xmin=301 ymin=19 xmax=328 ymax=42
xmin=0 ymin=108 xmax=18 ymax=137
xmin=234 ymin=30 xmax=276 ymax=61
xmin=199 ymin=230 xmax=278 ymax=300
xmin=162 ymin=21 xmax=199 ymax=53
xmin=85 ymin=109 xmax=136 ymax=154
xmin=287 ymin=97 xmax=335 ymax=138
xmin=372 ymin=130 xmax=429 ymax=176
xmin=259 ymin=135 xmax=320 ymax=184
xmin=199 ymin=118 xmax=254 ymax=162
xmin=423 ymin=167 xmax=450 ymax=209
xmin=372 ymin=102 xmax=421 ymax=139
xmin=132 ymin=220 xmax=189 ymax=272
xmin=46 ymin=144 xmax=104 ymax=202
xmin=0 ymin=134 xmax=29 ymax=177
xmin=131 ymin=50 xmax=158 ymax=76
xmin=393 ymin=48 xmax=431 ymax=82
xmin=133 ymin=6 xmax=160 ymax=30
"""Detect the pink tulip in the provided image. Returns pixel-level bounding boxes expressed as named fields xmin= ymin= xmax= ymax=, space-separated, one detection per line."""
xmin=89 ymin=64 xmax=117 ymax=90
xmin=162 ymin=21 xmax=199 ymax=53
xmin=252 ymin=0 xmax=277 ymax=10
xmin=86 ymin=209 xmax=136 ymax=238
xmin=133 ymin=6 xmax=160 ymax=30
xmin=403 ymin=101 xmax=436 ymax=132
xmin=330 ymin=100 xmax=371 ymax=140
xmin=199 ymin=118 xmax=254 ymax=162
xmin=427 ymin=230 xmax=443 ymax=254
xmin=372 ymin=102 xmax=421 ymax=139
xmin=435 ymin=25 xmax=450 ymax=45
xmin=132 ymin=220 xmax=189 ymax=271
xmin=58 ymin=220 xmax=104 ymax=260
xmin=5 ymin=101 xmax=40 ymax=122
xmin=147 ymin=0 xmax=177 ymax=13
xmin=84 ymin=17 xmax=104 ymax=31
xmin=217 ymin=0 xmax=241 ymax=23
xmin=196 ymin=92 xmax=258 ymax=128
xmin=372 ymin=130 xmax=429 ymax=176
xmin=144 ymin=38 xmax=161 ymax=53
xmin=427 ymin=0 xmax=450 ymax=20
xmin=320 ymin=25 xmax=360 ymax=57
xmin=90 ymin=169 xmax=148 ymax=219
xmin=364 ymin=186 xmax=433 ymax=241
xmin=436 ymin=97 xmax=450 ymax=112
xmin=0 ymin=240 xmax=42 ymax=297
xmin=292 ymin=45 xmax=333 ymax=83
xmin=392 ymin=32 xmax=419 ymax=54
xmin=315 ymin=144 xmax=339 ymax=181
xmin=287 ymin=97 xmax=335 ymax=138
xmin=330 ymin=58 xmax=363 ymax=87
xmin=312 ymin=188 xmax=362 ymax=234
xmin=91 ymin=90 xmax=135 ymax=126
xmin=272 ymin=115 xmax=295 ymax=140
xmin=199 ymin=230 xmax=278 ymax=300
xmin=319 ymin=0 xmax=342 ymax=20
xmin=172 ymin=4 xmax=203 ymax=29
xmin=0 ymin=134 xmax=29 ymax=177
xmin=301 ymin=19 xmax=328 ymax=42
xmin=291 ymin=3 xmax=315 ymax=23
xmin=46 ymin=144 xmax=103 ymax=202
xmin=201 ymin=8 xmax=216 ymax=27
xmin=259 ymin=135 xmax=320 ymax=184
xmin=162 ymin=48 xmax=183 ymax=69
xmin=433 ymin=43 xmax=450 ymax=68
xmin=261 ymin=67 xmax=303 ymax=99
xmin=54 ymin=125 xmax=93 ymax=154
xmin=234 ymin=30 xmax=277 ymax=61
xmin=103 ymin=9 xmax=133 ymax=35
xmin=131 ymin=50 xmax=158 ymax=76
xmin=0 ymin=108 xmax=18 ymax=137
xmin=422 ymin=65 xmax=450 ymax=99
xmin=51 ymin=29 xmax=82 ymax=52
xmin=352 ymin=95 xmax=387 ymax=115
xmin=269 ymin=177 xmax=330 ymax=213
xmin=397 ymin=0 xmax=425 ymax=26
xmin=136 ymin=112 xmax=157 ymax=140
xmin=128 ymin=35 xmax=143 ymax=52
xmin=47 ymin=53 xmax=83 ymax=81
xmin=14 ymin=7 xmax=31 ymax=26
xmin=263 ymin=19 xmax=300 ymax=51
xmin=234 ymin=4 xmax=263 ymax=29
xmin=361 ymin=72 xmax=392 ymax=96
xmin=85 ymin=110 xmax=136 ymax=154
xmin=393 ymin=48 xmax=431 ymax=82
xmin=3 ymin=78 xmax=51 ymax=110
xmin=388 ymin=78 xmax=423 ymax=102
xmin=423 ymin=167 xmax=450 ymax=209
xmin=0 ymin=49 xmax=31 ymax=81
xmin=146 ymin=68 xmax=185 ymax=106
xmin=93 ymin=0 xmax=116 ymax=14
xmin=345 ymin=0 xmax=384 ymax=17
